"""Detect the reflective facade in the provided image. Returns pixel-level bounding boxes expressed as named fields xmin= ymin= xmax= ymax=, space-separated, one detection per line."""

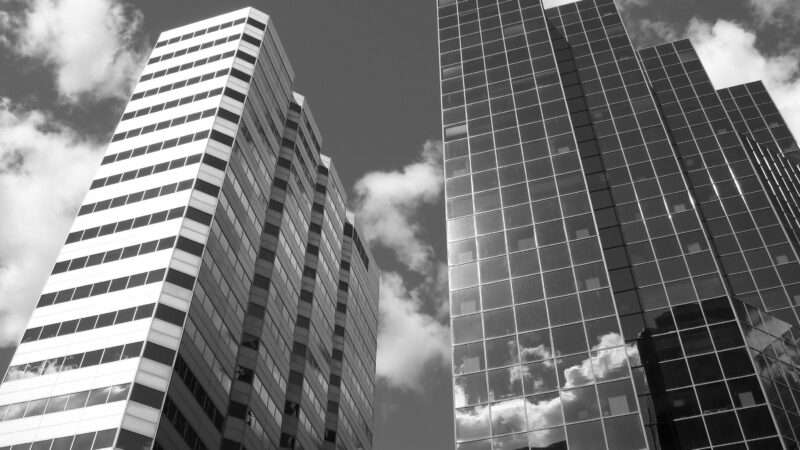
xmin=0 ymin=8 xmax=379 ymax=450
xmin=437 ymin=0 xmax=800 ymax=449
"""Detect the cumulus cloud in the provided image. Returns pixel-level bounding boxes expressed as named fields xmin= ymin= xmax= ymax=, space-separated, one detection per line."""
xmin=0 ymin=0 xmax=146 ymax=102
xmin=688 ymin=19 xmax=800 ymax=138
xmin=354 ymin=141 xmax=451 ymax=390
xmin=375 ymin=272 xmax=450 ymax=391
xmin=0 ymin=98 xmax=103 ymax=346
xmin=353 ymin=140 xmax=443 ymax=273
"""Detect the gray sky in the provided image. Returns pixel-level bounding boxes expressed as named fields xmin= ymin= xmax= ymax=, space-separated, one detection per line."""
xmin=0 ymin=0 xmax=798 ymax=448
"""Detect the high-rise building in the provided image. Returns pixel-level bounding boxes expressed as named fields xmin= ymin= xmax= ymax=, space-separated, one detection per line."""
xmin=437 ymin=0 xmax=800 ymax=449
xmin=0 ymin=7 xmax=379 ymax=450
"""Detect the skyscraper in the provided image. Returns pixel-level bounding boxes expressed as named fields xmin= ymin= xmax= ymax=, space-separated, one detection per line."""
xmin=0 ymin=7 xmax=379 ymax=450
xmin=438 ymin=0 xmax=800 ymax=449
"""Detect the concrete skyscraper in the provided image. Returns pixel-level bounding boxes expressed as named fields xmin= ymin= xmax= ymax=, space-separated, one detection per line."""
xmin=0 ymin=7 xmax=379 ymax=450
xmin=438 ymin=0 xmax=800 ymax=449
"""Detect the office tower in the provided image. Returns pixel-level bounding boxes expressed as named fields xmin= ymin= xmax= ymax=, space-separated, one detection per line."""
xmin=438 ymin=0 xmax=800 ymax=449
xmin=0 ymin=7 xmax=379 ymax=450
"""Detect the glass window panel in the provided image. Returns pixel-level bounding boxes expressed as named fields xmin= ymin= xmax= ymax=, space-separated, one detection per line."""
xmin=456 ymin=405 xmax=491 ymax=441
xmin=557 ymin=353 xmax=593 ymax=388
xmin=597 ymin=379 xmax=636 ymax=416
xmin=455 ymin=342 xmax=486 ymax=375
xmin=450 ymin=239 xmax=478 ymax=265
xmin=526 ymin=393 xmax=563 ymax=430
xmin=696 ymin=382 xmax=732 ymax=413
xmin=523 ymin=361 xmax=557 ymax=395
xmin=705 ymin=411 xmax=743 ymax=445
xmin=592 ymin=346 xmax=630 ymax=382
xmin=562 ymin=386 xmax=600 ymax=423
xmin=455 ymin=372 xmax=489 ymax=408
xmin=451 ymin=263 xmax=479 ymax=290
xmin=486 ymin=336 xmax=519 ymax=368
xmin=482 ymin=281 xmax=511 ymax=310
xmin=491 ymin=398 xmax=527 ymax=435
xmin=509 ymin=249 xmax=539 ymax=277
xmin=551 ymin=323 xmax=587 ymax=356
xmin=453 ymin=287 xmax=481 ymax=316
xmin=668 ymin=388 xmax=699 ymax=418
xmin=519 ymin=329 xmax=552 ymax=362
xmin=454 ymin=314 xmax=484 ymax=344
xmin=512 ymin=275 xmax=544 ymax=304
xmin=728 ymin=376 xmax=764 ymax=407
xmin=476 ymin=210 xmax=504 ymax=234
xmin=515 ymin=301 xmax=547 ymax=332
xmin=484 ymin=308 xmax=516 ymax=337
xmin=507 ymin=226 xmax=535 ymax=252
xmin=477 ymin=233 xmax=507 ymax=259
xmin=547 ymin=295 xmax=581 ymax=326
xmin=604 ymin=414 xmax=647 ymax=450
xmin=480 ymin=257 xmax=509 ymax=283
xmin=488 ymin=367 xmax=524 ymax=401
xmin=566 ymin=419 xmax=606 ymax=450
xmin=688 ymin=354 xmax=723 ymax=383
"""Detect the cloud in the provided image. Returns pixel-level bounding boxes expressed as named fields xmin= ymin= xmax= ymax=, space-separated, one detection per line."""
xmin=688 ymin=19 xmax=800 ymax=139
xmin=747 ymin=0 xmax=800 ymax=25
xmin=627 ymin=18 xmax=681 ymax=47
xmin=375 ymin=272 xmax=450 ymax=391
xmin=353 ymin=140 xmax=443 ymax=273
xmin=0 ymin=98 xmax=102 ymax=346
xmin=0 ymin=0 xmax=146 ymax=102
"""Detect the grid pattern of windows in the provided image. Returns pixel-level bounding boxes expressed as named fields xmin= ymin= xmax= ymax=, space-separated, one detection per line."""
xmin=640 ymin=41 xmax=800 ymax=329
xmin=718 ymin=82 xmax=800 ymax=253
xmin=439 ymin=0 xmax=800 ymax=449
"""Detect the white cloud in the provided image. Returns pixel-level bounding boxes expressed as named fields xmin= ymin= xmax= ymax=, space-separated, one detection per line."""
xmin=375 ymin=272 xmax=450 ymax=391
xmin=0 ymin=98 xmax=102 ymax=346
xmin=353 ymin=140 xmax=443 ymax=273
xmin=688 ymin=19 xmax=800 ymax=139
xmin=1 ymin=0 xmax=146 ymax=102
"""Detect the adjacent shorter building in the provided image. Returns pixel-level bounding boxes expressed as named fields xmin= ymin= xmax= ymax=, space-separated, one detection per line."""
xmin=0 ymin=7 xmax=379 ymax=450
xmin=437 ymin=0 xmax=800 ymax=449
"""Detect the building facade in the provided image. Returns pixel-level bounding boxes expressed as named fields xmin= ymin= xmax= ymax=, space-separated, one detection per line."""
xmin=438 ymin=0 xmax=800 ymax=449
xmin=0 ymin=8 xmax=379 ymax=450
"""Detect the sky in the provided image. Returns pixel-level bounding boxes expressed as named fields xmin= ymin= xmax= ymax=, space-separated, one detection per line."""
xmin=0 ymin=0 xmax=798 ymax=448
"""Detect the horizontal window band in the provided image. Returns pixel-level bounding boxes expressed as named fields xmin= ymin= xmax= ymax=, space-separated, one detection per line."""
xmin=154 ymin=17 xmax=245 ymax=48
xmin=37 ymin=269 xmax=167 ymax=308
xmin=154 ymin=303 xmax=186 ymax=327
xmin=65 ymin=206 xmax=186 ymax=244
xmin=111 ymin=108 xmax=218 ymax=143
xmin=122 ymin=87 xmax=224 ymax=122
xmin=101 ymin=129 xmax=210 ymax=166
xmin=140 ymin=48 xmax=250 ymax=83
xmin=131 ymin=68 xmax=229 ymax=101
xmin=148 ymin=33 xmax=237 ymax=65
xmin=4 ymin=341 xmax=144 ymax=383
xmin=165 ymin=268 xmax=196 ymax=291
xmin=120 ymin=84 xmax=245 ymax=123
xmin=21 ymin=303 xmax=156 ymax=343
xmin=52 ymin=236 xmax=177 ymax=275
xmin=0 ymin=382 xmax=131 ymax=422
xmin=130 ymin=383 xmax=165 ymax=409
xmin=90 ymin=153 xmax=202 ymax=190
xmin=0 ymin=428 xmax=118 ymax=450
xmin=80 ymin=179 xmax=194 ymax=215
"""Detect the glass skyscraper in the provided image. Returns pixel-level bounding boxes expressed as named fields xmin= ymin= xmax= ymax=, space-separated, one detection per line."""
xmin=0 ymin=8 xmax=379 ymax=450
xmin=438 ymin=0 xmax=800 ymax=449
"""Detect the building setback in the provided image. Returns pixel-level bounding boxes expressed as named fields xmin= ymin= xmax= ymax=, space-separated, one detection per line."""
xmin=0 ymin=7 xmax=379 ymax=450
xmin=438 ymin=0 xmax=800 ymax=449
